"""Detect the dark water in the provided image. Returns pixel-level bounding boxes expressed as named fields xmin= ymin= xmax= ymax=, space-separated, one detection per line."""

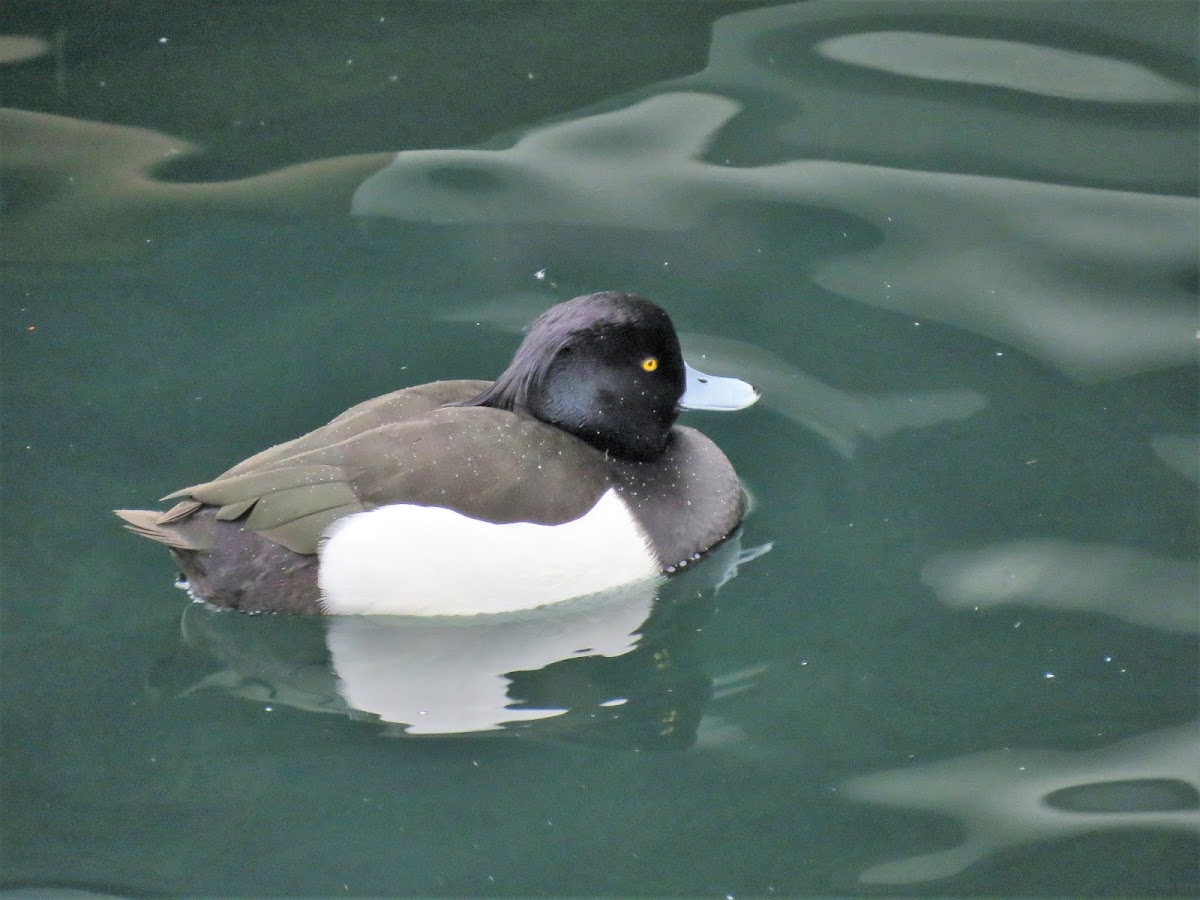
xmin=2 ymin=1 xmax=1197 ymax=896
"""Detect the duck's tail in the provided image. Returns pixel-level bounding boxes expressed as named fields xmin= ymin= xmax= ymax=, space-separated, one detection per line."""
xmin=114 ymin=504 xmax=204 ymax=551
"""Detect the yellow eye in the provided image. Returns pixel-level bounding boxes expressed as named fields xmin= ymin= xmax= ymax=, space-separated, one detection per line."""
xmin=641 ymin=357 xmax=658 ymax=372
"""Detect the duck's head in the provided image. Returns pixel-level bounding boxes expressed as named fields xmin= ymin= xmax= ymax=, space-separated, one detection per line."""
xmin=468 ymin=292 xmax=759 ymax=461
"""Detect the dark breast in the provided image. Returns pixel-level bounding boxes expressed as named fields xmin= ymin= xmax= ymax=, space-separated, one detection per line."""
xmin=609 ymin=426 xmax=745 ymax=571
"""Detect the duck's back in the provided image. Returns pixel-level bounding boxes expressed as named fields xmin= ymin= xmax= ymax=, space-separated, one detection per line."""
xmin=217 ymin=380 xmax=492 ymax=479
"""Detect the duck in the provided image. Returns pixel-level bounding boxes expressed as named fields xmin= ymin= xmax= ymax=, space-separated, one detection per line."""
xmin=115 ymin=292 xmax=760 ymax=615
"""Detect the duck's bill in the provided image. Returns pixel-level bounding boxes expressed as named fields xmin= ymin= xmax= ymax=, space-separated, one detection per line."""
xmin=680 ymin=362 xmax=760 ymax=411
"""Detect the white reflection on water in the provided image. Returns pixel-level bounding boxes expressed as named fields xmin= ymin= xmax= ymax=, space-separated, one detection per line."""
xmin=0 ymin=34 xmax=49 ymax=65
xmin=0 ymin=108 xmax=394 ymax=262
xmin=175 ymin=585 xmax=655 ymax=735
xmin=680 ymin=332 xmax=985 ymax=459
xmin=799 ymin=163 xmax=1197 ymax=381
xmin=845 ymin=721 xmax=1200 ymax=884
xmin=1152 ymin=434 xmax=1200 ymax=485
xmin=816 ymin=32 xmax=1194 ymax=102
xmin=351 ymin=92 xmax=745 ymax=229
xmin=923 ymin=539 xmax=1198 ymax=636
xmin=690 ymin=1 xmax=1196 ymax=190
xmin=326 ymin=583 xmax=654 ymax=734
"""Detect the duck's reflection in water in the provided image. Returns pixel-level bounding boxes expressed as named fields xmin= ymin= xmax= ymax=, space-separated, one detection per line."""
xmin=327 ymin=585 xmax=655 ymax=735
xmin=155 ymin=533 xmax=771 ymax=747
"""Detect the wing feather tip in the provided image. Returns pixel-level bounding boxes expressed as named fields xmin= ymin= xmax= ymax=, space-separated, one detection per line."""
xmin=114 ymin=508 xmax=202 ymax=551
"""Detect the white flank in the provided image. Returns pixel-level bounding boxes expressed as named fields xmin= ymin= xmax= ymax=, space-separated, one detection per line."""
xmin=317 ymin=488 xmax=659 ymax=615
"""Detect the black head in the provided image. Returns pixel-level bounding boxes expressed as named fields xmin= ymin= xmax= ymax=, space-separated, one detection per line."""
xmin=466 ymin=292 xmax=687 ymax=460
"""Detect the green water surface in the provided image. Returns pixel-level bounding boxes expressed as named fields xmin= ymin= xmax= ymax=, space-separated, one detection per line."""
xmin=1 ymin=1 xmax=1197 ymax=896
